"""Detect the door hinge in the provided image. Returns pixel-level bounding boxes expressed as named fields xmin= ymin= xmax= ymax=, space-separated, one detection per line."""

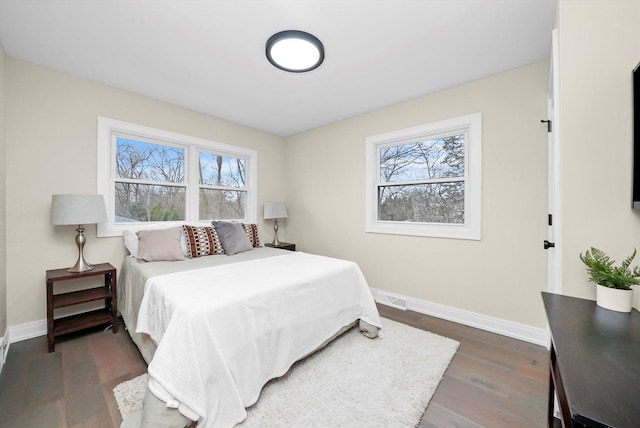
xmin=541 ymin=119 xmax=552 ymax=132
xmin=548 ymin=214 xmax=553 ymax=226
xmin=544 ymin=240 xmax=556 ymax=249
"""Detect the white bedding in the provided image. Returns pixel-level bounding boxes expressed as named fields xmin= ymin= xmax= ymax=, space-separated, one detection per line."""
xmin=135 ymin=251 xmax=382 ymax=428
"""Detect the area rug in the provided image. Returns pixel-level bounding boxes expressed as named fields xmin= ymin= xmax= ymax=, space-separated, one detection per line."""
xmin=113 ymin=318 xmax=459 ymax=427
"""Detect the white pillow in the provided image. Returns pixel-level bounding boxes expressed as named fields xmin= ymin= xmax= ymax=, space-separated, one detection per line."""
xmin=123 ymin=229 xmax=141 ymax=258
xmin=123 ymin=225 xmax=188 ymax=258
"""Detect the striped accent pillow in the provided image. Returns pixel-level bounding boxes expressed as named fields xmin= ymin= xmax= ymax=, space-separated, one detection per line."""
xmin=182 ymin=225 xmax=225 ymax=257
xmin=241 ymin=223 xmax=263 ymax=248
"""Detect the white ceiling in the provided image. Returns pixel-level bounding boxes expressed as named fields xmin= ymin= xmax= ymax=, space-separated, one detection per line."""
xmin=0 ymin=0 xmax=555 ymax=137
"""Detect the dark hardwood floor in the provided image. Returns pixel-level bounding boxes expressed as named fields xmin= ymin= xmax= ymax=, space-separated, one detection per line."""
xmin=377 ymin=306 xmax=550 ymax=428
xmin=0 ymin=305 xmax=549 ymax=427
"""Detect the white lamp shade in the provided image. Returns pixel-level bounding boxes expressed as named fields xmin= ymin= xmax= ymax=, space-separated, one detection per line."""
xmin=263 ymin=201 xmax=288 ymax=220
xmin=51 ymin=194 xmax=108 ymax=225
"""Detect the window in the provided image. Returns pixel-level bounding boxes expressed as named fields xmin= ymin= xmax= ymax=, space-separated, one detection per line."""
xmin=114 ymin=138 xmax=187 ymax=222
xmin=365 ymin=113 xmax=481 ymax=240
xmin=198 ymin=151 xmax=247 ymax=220
xmin=97 ymin=117 xmax=257 ymax=237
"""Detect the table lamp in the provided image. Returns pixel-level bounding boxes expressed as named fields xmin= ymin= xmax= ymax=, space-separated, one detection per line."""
xmin=263 ymin=201 xmax=288 ymax=246
xmin=51 ymin=194 xmax=107 ymax=272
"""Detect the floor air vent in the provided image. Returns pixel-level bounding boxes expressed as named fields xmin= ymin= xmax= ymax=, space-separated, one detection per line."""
xmin=376 ymin=293 xmax=408 ymax=310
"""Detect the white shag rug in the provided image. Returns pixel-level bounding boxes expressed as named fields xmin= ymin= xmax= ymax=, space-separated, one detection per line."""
xmin=113 ymin=318 xmax=459 ymax=427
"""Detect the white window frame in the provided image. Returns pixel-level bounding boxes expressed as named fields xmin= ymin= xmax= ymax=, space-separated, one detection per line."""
xmin=97 ymin=117 xmax=257 ymax=237
xmin=365 ymin=113 xmax=481 ymax=240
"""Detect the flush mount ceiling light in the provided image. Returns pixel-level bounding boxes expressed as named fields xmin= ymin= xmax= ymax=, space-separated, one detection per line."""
xmin=266 ymin=30 xmax=324 ymax=73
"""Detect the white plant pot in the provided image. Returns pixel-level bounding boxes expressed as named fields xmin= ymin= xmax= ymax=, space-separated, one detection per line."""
xmin=596 ymin=285 xmax=633 ymax=313
xmin=632 ymin=285 xmax=640 ymax=312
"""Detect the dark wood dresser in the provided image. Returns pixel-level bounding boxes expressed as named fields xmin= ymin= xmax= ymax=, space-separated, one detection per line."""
xmin=542 ymin=292 xmax=640 ymax=427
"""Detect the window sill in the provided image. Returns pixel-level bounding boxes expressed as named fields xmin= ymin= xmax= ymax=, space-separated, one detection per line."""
xmin=365 ymin=222 xmax=481 ymax=240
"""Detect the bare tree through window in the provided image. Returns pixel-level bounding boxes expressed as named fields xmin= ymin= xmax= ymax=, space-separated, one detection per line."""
xmin=114 ymin=137 xmax=250 ymax=223
xmin=378 ymin=134 xmax=465 ymax=223
xmin=198 ymin=152 xmax=247 ymax=220
xmin=115 ymin=138 xmax=186 ymax=222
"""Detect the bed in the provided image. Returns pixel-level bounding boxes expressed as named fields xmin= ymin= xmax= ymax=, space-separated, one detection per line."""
xmin=118 ymin=224 xmax=383 ymax=428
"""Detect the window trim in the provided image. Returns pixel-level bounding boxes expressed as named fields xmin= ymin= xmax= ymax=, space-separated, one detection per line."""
xmin=365 ymin=113 xmax=481 ymax=240
xmin=97 ymin=117 xmax=257 ymax=237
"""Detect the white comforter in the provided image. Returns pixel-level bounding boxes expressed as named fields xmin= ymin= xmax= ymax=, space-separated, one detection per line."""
xmin=136 ymin=251 xmax=382 ymax=428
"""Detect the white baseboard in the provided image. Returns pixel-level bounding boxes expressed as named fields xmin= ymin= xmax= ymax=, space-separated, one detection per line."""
xmin=8 ymin=306 xmax=111 ymax=344
xmin=8 ymin=319 xmax=47 ymax=343
xmin=0 ymin=329 xmax=10 ymax=375
xmin=371 ymin=288 xmax=549 ymax=346
xmin=1 ymin=319 xmax=46 ymax=375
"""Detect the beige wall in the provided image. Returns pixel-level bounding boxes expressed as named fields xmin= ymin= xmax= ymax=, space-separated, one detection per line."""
xmin=557 ymin=0 xmax=640 ymax=298
xmin=0 ymin=40 xmax=6 ymax=335
xmin=286 ymin=61 xmax=549 ymax=328
xmin=4 ymin=59 xmax=286 ymax=327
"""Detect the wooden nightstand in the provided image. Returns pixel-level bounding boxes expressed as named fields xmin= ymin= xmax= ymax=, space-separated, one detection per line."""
xmin=265 ymin=242 xmax=296 ymax=251
xmin=46 ymin=263 xmax=117 ymax=352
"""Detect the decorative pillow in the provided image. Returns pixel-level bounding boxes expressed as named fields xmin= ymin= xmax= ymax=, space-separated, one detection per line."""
xmin=123 ymin=226 xmax=189 ymax=258
xmin=182 ymin=225 xmax=225 ymax=258
xmin=136 ymin=227 xmax=185 ymax=262
xmin=212 ymin=221 xmax=254 ymax=255
xmin=241 ymin=223 xmax=263 ymax=248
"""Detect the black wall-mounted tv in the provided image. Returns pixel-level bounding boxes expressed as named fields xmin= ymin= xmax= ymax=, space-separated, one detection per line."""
xmin=633 ymin=62 xmax=640 ymax=208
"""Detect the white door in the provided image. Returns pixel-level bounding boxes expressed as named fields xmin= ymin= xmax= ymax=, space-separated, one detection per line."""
xmin=546 ymin=29 xmax=561 ymax=294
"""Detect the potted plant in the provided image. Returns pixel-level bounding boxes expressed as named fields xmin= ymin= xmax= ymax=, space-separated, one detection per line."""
xmin=580 ymin=247 xmax=640 ymax=313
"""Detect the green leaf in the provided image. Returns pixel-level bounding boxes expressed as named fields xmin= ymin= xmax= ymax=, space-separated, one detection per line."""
xmin=579 ymin=247 xmax=640 ymax=290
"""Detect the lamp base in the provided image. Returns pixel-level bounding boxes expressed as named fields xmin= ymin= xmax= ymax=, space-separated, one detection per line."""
xmin=67 ymin=225 xmax=94 ymax=273
xmin=68 ymin=259 xmax=94 ymax=273
xmin=272 ymin=218 xmax=281 ymax=246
